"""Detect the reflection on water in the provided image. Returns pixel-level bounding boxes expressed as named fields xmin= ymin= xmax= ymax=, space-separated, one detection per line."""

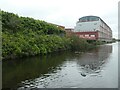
xmin=77 ymin=45 xmax=112 ymax=77
xmin=2 ymin=43 xmax=118 ymax=89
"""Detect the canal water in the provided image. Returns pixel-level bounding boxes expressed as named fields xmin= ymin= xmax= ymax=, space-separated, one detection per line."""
xmin=2 ymin=42 xmax=118 ymax=89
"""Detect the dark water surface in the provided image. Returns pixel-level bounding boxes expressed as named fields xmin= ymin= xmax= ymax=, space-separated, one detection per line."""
xmin=2 ymin=42 xmax=118 ymax=89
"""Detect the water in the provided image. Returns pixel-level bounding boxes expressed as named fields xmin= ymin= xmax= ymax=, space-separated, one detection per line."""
xmin=2 ymin=42 xmax=118 ymax=89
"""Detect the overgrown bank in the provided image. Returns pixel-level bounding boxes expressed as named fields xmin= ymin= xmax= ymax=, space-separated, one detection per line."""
xmin=2 ymin=11 xmax=97 ymax=60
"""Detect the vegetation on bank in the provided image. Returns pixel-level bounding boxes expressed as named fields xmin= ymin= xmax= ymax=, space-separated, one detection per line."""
xmin=69 ymin=35 xmax=97 ymax=51
xmin=3 ymin=32 xmax=71 ymax=59
xmin=2 ymin=11 xmax=98 ymax=60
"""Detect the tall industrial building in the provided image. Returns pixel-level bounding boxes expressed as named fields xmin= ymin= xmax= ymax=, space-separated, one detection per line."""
xmin=74 ymin=16 xmax=112 ymax=42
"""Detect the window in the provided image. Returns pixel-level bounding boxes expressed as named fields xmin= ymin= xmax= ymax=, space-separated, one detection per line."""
xmin=85 ymin=34 xmax=89 ymax=37
xmin=79 ymin=16 xmax=99 ymax=22
xmin=91 ymin=35 xmax=95 ymax=37
xmin=79 ymin=17 xmax=87 ymax=22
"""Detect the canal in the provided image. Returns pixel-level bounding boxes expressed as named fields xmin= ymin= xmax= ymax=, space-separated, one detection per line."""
xmin=2 ymin=42 xmax=118 ymax=89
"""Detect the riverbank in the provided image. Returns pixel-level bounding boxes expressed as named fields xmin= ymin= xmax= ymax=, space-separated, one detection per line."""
xmin=2 ymin=32 xmax=96 ymax=60
xmin=2 ymin=11 xmax=100 ymax=60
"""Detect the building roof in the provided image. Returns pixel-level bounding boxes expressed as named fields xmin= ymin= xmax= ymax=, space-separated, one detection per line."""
xmin=79 ymin=16 xmax=100 ymax=22
xmin=78 ymin=16 xmax=111 ymax=31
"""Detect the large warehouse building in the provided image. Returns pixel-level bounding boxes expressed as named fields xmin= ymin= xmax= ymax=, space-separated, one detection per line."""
xmin=74 ymin=16 xmax=112 ymax=42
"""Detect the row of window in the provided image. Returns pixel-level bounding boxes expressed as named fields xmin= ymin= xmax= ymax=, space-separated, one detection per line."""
xmin=80 ymin=34 xmax=95 ymax=37
xmin=79 ymin=16 xmax=99 ymax=22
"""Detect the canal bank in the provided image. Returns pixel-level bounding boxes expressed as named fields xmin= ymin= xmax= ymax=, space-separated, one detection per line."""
xmin=2 ymin=42 xmax=118 ymax=89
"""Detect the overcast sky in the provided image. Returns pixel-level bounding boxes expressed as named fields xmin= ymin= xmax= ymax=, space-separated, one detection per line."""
xmin=0 ymin=0 xmax=119 ymax=38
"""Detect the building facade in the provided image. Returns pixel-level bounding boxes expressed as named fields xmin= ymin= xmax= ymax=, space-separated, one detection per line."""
xmin=49 ymin=23 xmax=65 ymax=30
xmin=74 ymin=16 xmax=112 ymax=42
xmin=65 ymin=28 xmax=74 ymax=37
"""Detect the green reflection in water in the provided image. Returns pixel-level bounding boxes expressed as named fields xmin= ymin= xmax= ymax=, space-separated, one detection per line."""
xmin=2 ymin=51 xmax=80 ymax=89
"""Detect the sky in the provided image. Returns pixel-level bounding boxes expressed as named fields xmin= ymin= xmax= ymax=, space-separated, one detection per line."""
xmin=0 ymin=0 xmax=119 ymax=39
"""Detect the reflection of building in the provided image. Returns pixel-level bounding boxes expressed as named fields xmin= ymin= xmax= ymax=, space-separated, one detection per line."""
xmin=76 ymin=45 xmax=112 ymax=76
xmin=74 ymin=16 xmax=112 ymax=42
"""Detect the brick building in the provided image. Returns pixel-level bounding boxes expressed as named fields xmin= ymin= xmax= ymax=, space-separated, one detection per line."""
xmin=74 ymin=16 xmax=112 ymax=42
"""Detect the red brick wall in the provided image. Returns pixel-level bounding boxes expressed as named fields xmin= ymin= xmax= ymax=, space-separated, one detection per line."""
xmin=74 ymin=31 xmax=98 ymax=40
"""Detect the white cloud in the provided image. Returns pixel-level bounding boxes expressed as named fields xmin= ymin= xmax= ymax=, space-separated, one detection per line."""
xmin=0 ymin=0 xmax=119 ymax=38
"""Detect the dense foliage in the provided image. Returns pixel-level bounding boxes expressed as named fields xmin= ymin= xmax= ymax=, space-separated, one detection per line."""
xmin=2 ymin=31 xmax=71 ymax=59
xmin=2 ymin=11 xmax=65 ymax=34
xmin=2 ymin=11 xmax=97 ymax=60
xmin=2 ymin=11 xmax=70 ymax=59
xmin=69 ymin=35 xmax=96 ymax=51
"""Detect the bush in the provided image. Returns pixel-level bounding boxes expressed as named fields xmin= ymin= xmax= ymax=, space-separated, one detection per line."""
xmin=2 ymin=11 xmax=65 ymax=35
xmin=2 ymin=32 xmax=71 ymax=59
xmin=69 ymin=35 xmax=96 ymax=51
